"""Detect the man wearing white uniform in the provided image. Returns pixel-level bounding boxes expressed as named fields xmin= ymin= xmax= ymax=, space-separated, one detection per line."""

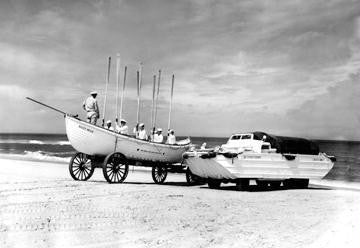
xmin=167 ymin=129 xmax=176 ymax=145
xmin=116 ymin=119 xmax=129 ymax=135
xmin=105 ymin=120 xmax=114 ymax=131
xmin=83 ymin=91 xmax=99 ymax=125
xmin=153 ymin=128 xmax=164 ymax=143
xmin=137 ymin=123 xmax=147 ymax=140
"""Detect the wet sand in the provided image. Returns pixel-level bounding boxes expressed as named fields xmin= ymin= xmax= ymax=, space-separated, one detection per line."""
xmin=0 ymin=158 xmax=359 ymax=248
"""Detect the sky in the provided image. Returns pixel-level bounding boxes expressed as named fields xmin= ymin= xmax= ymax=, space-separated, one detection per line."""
xmin=0 ymin=0 xmax=359 ymax=140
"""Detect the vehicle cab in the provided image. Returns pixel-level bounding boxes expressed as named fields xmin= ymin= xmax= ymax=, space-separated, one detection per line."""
xmin=221 ymin=133 xmax=276 ymax=154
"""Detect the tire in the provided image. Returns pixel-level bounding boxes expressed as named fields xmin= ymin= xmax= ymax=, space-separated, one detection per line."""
xmin=235 ymin=179 xmax=250 ymax=191
xmin=186 ymin=168 xmax=203 ymax=185
xmin=102 ymin=153 xmax=129 ymax=183
xmin=152 ymin=166 xmax=168 ymax=184
xmin=69 ymin=153 xmax=95 ymax=181
xmin=208 ymin=179 xmax=221 ymax=189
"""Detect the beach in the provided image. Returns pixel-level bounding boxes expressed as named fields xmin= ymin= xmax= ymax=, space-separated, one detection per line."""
xmin=0 ymin=158 xmax=359 ymax=248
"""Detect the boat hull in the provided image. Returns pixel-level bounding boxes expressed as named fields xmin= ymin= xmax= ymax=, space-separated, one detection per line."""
xmin=65 ymin=116 xmax=190 ymax=163
xmin=184 ymin=152 xmax=334 ymax=180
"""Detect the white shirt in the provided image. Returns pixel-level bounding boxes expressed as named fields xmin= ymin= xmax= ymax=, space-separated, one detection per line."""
xmin=83 ymin=96 xmax=99 ymax=117
xmin=105 ymin=126 xmax=114 ymax=131
xmin=116 ymin=124 xmax=129 ymax=135
xmin=138 ymin=129 xmax=147 ymax=140
xmin=167 ymin=134 xmax=176 ymax=144
xmin=153 ymin=133 xmax=164 ymax=143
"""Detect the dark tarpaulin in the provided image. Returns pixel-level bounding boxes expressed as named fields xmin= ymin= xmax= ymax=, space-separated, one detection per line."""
xmin=253 ymin=131 xmax=319 ymax=155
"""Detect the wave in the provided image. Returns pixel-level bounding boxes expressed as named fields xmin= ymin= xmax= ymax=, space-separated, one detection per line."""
xmin=0 ymin=151 xmax=71 ymax=163
xmin=0 ymin=139 xmax=71 ymax=146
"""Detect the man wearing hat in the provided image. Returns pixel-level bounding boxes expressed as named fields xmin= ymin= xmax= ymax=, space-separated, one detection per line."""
xmin=167 ymin=129 xmax=176 ymax=145
xmin=153 ymin=128 xmax=164 ymax=143
xmin=136 ymin=123 xmax=147 ymax=140
xmin=105 ymin=120 xmax=114 ymax=131
xmin=115 ymin=119 xmax=129 ymax=135
xmin=82 ymin=91 xmax=100 ymax=125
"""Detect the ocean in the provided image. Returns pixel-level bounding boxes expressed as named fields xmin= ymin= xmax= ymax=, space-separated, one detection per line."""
xmin=0 ymin=133 xmax=359 ymax=182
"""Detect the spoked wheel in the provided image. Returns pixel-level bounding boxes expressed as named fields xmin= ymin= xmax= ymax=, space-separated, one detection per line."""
xmin=102 ymin=153 xmax=129 ymax=183
xmin=186 ymin=168 xmax=204 ymax=185
xmin=152 ymin=166 xmax=168 ymax=184
xmin=69 ymin=152 xmax=95 ymax=181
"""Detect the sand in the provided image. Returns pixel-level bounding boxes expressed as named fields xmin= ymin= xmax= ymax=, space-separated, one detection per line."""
xmin=0 ymin=158 xmax=359 ymax=248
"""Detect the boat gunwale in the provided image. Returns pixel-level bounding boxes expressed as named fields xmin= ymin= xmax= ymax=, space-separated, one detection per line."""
xmin=65 ymin=115 xmax=191 ymax=149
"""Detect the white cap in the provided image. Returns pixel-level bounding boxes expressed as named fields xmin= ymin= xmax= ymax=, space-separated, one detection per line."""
xmin=120 ymin=119 xmax=127 ymax=123
xmin=169 ymin=129 xmax=174 ymax=133
xmin=157 ymin=128 xmax=162 ymax=132
xmin=106 ymin=120 xmax=111 ymax=124
xmin=139 ymin=123 xmax=144 ymax=127
xmin=90 ymin=91 xmax=98 ymax=95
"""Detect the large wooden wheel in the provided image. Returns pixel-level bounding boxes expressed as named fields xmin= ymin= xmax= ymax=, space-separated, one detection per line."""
xmin=102 ymin=153 xmax=129 ymax=183
xmin=69 ymin=152 xmax=95 ymax=181
xmin=152 ymin=166 xmax=168 ymax=184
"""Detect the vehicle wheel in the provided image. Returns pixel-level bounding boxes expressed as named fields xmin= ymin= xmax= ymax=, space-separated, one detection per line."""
xmin=235 ymin=179 xmax=250 ymax=191
xmin=208 ymin=179 xmax=221 ymax=189
xmin=269 ymin=181 xmax=281 ymax=190
xmin=102 ymin=153 xmax=129 ymax=183
xmin=256 ymin=180 xmax=268 ymax=190
xmin=69 ymin=152 xmax=95 ymax=181
xmin=186 ymin=168 xmax=203 ymax=185
xmin=152 ymin=166 xmax=168 ymax=184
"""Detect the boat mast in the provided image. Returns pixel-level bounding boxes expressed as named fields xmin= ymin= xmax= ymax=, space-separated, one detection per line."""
xmin=115 ymin=53 xmax=120 ymax=123
xmin=102 ymin=56 xmax=111 ymax=127
xmin=167 ymin=74 xmax=175 ymax=131
xmin=153 ymin=69 xmax=161 ymax=129
xmin=119 ymin=66 xmax=127 ymax=120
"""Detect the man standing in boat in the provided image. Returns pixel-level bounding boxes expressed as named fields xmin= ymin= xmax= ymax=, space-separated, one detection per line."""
xmin=82 ymin=91 xmax=100 ymax=125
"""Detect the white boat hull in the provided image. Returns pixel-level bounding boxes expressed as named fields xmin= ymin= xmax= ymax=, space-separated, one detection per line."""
xmin=65 ymin=116 xmax=190 ymax=163
xmin=185 ymin=152 xmax=334 ymax=180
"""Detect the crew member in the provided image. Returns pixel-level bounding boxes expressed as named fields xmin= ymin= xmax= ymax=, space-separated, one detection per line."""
xmin=116 ymin=119 xmax=129 ymax=135
xmin=105 ymin=120 xmax=114 ymax=131
xmin=153 ymin=128 xmax=164 ymax=143
xmin=167 ymin=129 xmax=176 ymax=145
xmin=82 ymin=91 xmax=99 ymax=125
xmin=137 ymin=123 xmax=147 ymax=140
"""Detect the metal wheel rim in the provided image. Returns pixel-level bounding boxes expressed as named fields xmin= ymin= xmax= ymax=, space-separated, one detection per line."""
xmin=71 ymin=153 xmax=92 ymax=180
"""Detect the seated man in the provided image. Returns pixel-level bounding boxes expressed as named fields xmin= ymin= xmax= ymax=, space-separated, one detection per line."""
xmin=137 ymin=123 xmax=147 ymax=140
xmin=105 ymin=120 xmax=114 ymax=131
xmin=116 ymin=119 xmax=129 ymax=135
xmin=167 ymin=129 xmax=176 ymax=145
xmin=153 ymin=128 xmax=164 ymax=143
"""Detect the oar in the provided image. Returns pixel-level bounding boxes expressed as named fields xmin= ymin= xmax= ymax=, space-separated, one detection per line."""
xmin=167 ymin=74 xmax=175 ymax=131
xmin=136 ymin=70 xmax=140 ymax=126
xmin=102 ymin=56 xmax=111 ymax=127
xmin=119 ymin=66 xmax=127 ymax=120
xmin=151 ymin=74 xmax=156 ymax=132
xmin=115 ymin=53 xmax=121 ymax=123
xmin=153 ymin=69 xmax=161 ymax=129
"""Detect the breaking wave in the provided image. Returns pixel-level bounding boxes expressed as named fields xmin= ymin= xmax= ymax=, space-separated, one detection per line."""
xmin=0 ymin=139 xmax=71 ymax=146
xmin=0 ymin=151 xmax=71 ymax=163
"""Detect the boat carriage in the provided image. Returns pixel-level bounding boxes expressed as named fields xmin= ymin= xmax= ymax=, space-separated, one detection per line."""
xmin=65 ymin=115 xmax=191 ymax=184
xmin=184 ymin=131 xmax=335 ymax=190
